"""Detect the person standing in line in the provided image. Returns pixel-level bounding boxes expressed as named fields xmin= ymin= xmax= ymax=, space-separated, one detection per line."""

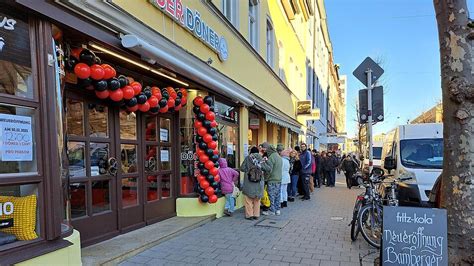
xmin=313 ymin=150 xmax=322 ymax=188
xmin=326 ymin=151 xmax=339 ymax=187
xmin=260 ymin=142 xmax=283 ymax=215
xmin=294 ymin=146 xmax=304 ymax=196
xmin=321 ymin=151 xmax=329 ymax=186
xmin=287 ymin=150 xmax=301 ymax=202
xmin=240 ymin=147 xmax=264 ymax=220
xmin=341 ymin=154 xmax=358 ymax=189
xmin=280 ymin=148 xmax=291 ymax=208
xmin=218 ymin=158 xmax=240 ymax=216
xmin=299 ymin=143 xmax=312 ymax=200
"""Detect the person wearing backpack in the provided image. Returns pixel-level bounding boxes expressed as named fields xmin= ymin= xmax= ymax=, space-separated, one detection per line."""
xmin=240 ymin=147 xmax=264 ymax=220
xmin=218 ymin=158 xmax=240 ymax=217
xmin=260 ymin=142 xmax=283 ymax=216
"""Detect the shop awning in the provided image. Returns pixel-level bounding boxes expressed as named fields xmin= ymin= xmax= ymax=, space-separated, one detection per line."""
xmin=265 ymin=112 xmax=303 ymax=135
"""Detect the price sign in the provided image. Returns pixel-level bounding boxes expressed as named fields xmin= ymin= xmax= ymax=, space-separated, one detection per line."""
xmin=0 ymin=114 xmax=33 ymax=161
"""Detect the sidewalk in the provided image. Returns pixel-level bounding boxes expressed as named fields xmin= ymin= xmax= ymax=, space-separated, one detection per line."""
xmin=119 ymin=173 xmax=378 ymax=266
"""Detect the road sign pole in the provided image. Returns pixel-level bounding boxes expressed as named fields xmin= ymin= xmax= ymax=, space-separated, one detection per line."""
xmin=366 ymin=69 xmax=374 ymax=174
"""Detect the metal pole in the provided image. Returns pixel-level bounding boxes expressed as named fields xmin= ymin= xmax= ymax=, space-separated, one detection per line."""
xmin=366 ymin=69 xmax=373 ymax=174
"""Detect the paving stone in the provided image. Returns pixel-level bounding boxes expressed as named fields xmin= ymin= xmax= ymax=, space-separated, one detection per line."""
xmin=125 ymin=255 xmax=153 ymax=264
xmin=250 ymin=258 xmax=271 ymax=265
xmin=281 ymin=256 xmax=302 ymax=263
xmin=300 ymin=258 xmax=321 ymax=265
xmin=319 ymin=260 xmax=341 ymax=266
xmin=263 ymin=254 xmax=283 ymax=261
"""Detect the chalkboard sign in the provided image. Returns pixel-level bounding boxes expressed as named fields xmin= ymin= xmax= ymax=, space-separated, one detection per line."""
xmin=382 ymin=206 xmax=448 ymax=266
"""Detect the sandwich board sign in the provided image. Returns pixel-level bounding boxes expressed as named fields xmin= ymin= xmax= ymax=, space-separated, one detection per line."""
xmin=381 ymin=206 xmax=448 ymax=266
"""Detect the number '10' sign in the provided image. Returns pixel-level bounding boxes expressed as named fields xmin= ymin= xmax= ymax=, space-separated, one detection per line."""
xmin=0 ymin=202 xmax=14 ymax=216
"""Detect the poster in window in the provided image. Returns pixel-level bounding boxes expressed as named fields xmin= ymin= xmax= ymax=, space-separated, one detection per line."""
xmin=161 ymin=150 xmax=169 ymax=162
xmin=227 ymin=143 xmax=234 ymax=155
xmin=0 ymin=9 xmax=31 ymax=67
xmin=215 ymin=102 xmax=238 ymax=124
xmin=160 ymin=128 xmax=169 ymax=142
xmin=0 ymin=114 xmax=33 ymax=161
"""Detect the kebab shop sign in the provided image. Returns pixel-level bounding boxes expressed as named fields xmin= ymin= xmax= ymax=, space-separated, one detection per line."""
xmin=149 ymin=0 xmax=229 ymax=61
xmin=382 ymin=206 xmax=448 ymax=266
xmin=0 ymin=114 xmax=33 ymax=161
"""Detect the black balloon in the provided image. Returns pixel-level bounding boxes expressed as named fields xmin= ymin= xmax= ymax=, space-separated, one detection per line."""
xmin=203 ymin=120 xmax=212 ymax=129
xmin=207 ymin=175 xmax=215 ymax=183
xmin=197 ymin=162 xmax=205 ymax=170
xmin=149 ymin=107 xmax=159 ymax=114
xmin=209 ymin=128 xmax=217 ymax=135
xmin=193 ymin=106 xmax=201 ymax=115
xmin=144 ymin=89 xmax=152 ymax=99
xmin=211 ymin=154 xmax=219 ymax=162
xmin=212 ymin=134 xmax=218 ymax=141
xmin=214 ymin=188 xmax=222 ymax=195
xmin=200 ymin=195 xmax=209 ymax=203
xmin=198 ymin=142 xmax=208 ymax=150
xmin=65 ymin=56 xmax=78 ymax=71
xmin=206 ymin=148 xmax=214 ymax=157
xmin=197 ymin=113 xmax=206 ymax=121
xmin=110 ymin=99 xmax=124 ymax=107
xmin=79 ymin=49 xmax=95 ymax=66
xmin=177 ymin=92 xmax=183 ymax=97
xmin=214 ymin=162 xmax=220 ymax=168
xmin=162 ymin=92 xmax=169 ymax=99
xmin=77 ymin=78 xmax=92 ymax=88
xmin=126 ymin=97 xmax=138 ymax=107
xmin=196 ymin=135 xmax=203 ymax=143
xmin=197 ymin=187 xmax=205 ymax=194
xmin=93 ymin=80 xmax=108 ymax=91
xmin=211 ymin=181 xmax=219 ymax=188
xmin=201 ymin=169 xmax=209 ymax=176
xmin=137 ymin=93 xmax=147 ymax=104
xmin=175 ymin=98 xmax=181 ymax=106
xmin=118 ymin=75 xmax=128 ymax=87
xmin=209 ymin=106 xmax=215 ymax=112
xmin=108 ymin=78 xmax=121 ymax=91
xmin=204 ymin=96 xmax=213 ymax=105
xmin=159 ymin=99 xmax=168 ymax=108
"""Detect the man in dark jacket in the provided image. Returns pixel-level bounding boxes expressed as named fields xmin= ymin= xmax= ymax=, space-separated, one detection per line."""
xmin=299 ymin=143 xmax=312 ymax=200
xmin=312 ymin=150 xmax=322 ymax=188
xmin=341 ymin=154 xmax=358 ymax=189
xmin=326 ymin=151 xmax=339 ymax=187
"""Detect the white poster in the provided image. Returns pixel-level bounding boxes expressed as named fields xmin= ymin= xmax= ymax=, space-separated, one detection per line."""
xmin=160 ymin=128 xmax=169 ymax=142
xmin=0 ymin=114 xmax=33 ymax=161
xmin=161 ymin=150 xmax=170 ymax=162
xmin=227 ymin=143 xmax=234 ymax=155
xmin=243 ymin=143 xmax=249 ymax=157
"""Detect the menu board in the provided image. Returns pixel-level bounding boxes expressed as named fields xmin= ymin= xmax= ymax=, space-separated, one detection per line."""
xmin=382 ymin=206 xmax=448 ymax=266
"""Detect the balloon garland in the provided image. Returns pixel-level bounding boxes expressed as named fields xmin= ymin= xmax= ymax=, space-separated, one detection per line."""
xmin=65 ymin=47 xmax=187 ymax=114
xmin=193 ymin=96 xmax=221 ymax=204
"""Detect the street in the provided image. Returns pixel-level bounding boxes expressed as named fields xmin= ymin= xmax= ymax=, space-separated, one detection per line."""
xmin=120 ymin=173 xmax=378 ymax=266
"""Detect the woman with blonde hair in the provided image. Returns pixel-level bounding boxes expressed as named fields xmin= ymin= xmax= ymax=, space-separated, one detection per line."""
xmin=287 ymin=149 xmax=301 ymax=202
xmin=279 ymin=148 xmax=292 ymax=208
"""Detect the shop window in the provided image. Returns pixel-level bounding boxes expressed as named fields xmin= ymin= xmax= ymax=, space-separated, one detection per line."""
xmin=0 ymin=9 xmax=34 ymax=99
xmin=120 ymin=144 xmax=137 ymax=174
xmin=66 ymin=99 xmax=84 ymax=136
xmin=146 ymin=175 xmax=158 ymax=202
xmin=215 ymin=100 xmax=239 ymax=169
xmin=0 ymin=105 xmax=37 ymax=174
xmin=67 ymin=141 xmax=86 ymax=178
xmin=122 ymin=177 xmax=138 ymax=208
xmin=119 ymin=111 xmax=137 ymax=140
xmin=70 ymin=182 xmax=86 ymax=219
xmin=160 ymin=147 xmax=171 ymax=170
xmin=160 ymin=174 xmax=171 ymax=199
xmin=276 ymin=126 xmax=283 ymax=145
xmin=160 ymin=118 xmax=171 ymax=143
xmin=90 ymin=143 xmax=109 ymax=176
xmin=0 ymin=184 xmax=39 ymax=248
xmin=91 ymin=180 xmax=110 ymax=214
xmin=88 ymin=104 xmax=108 ymax=137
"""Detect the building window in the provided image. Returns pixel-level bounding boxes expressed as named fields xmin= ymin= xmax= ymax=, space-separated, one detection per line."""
xmin=223 ymin=0 xmax=238 ymax=28
xmin=248 ymin=0 xmax=259 ymax=49
xmin=266 ymin=19 xmax=275 ymax=68
xmin=214 ymin=101 xmax=239 ymax=169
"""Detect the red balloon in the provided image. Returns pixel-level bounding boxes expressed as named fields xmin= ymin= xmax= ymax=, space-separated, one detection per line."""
xmin=210 ymin=121 xmax=218 ymax=128
xmin=95 ymin=90 xmax=109 ymax=99
xmin=199 ymin=155 xmax=209 ymax=163
xmin=74 ymin=63 xmax=90 ymax=79
xmin=200 ymin=104 xmax=210 ymax=114
xmin=130 ymin=81 xmax=142 ymax=96
xmin=127 ymin=105 xmax=138 ymax=112
xmin=213 ymin=150 xmax=219 ymax=155
xmin=200 ymin=180 xmax=210 ymax=189
xmin=210 ymin=167 xmax=219 ymax=176
xmin=203 ymin=134 xmax=212 ymax=143
xmin=196 ymin=149 xmax=205 ymax=157
xmin=181 ymin=97 xmax=187 ymax=105
xmin=71 ymin=47 xmax=83 ymax=60
xmin=205 ymin=112 xmax=215 ymax=121
xmin=197 ymin=175 xmax=206 ymax=182
xmin=209 ymin=194 xmax=218 ymax=203
xmin=138 ymin=102 xmax=150 ymax=112
xmin=174 ymin=105 xmax=182 ymax=111
xmin=101 ymin=64 xmax=116 ymax=80
xmin=214 ymin=175 xmax=220 ymax=182
xmin=205 ymin=187 xmax=215 ymax=196
xmin=208 ymin=141 xmax=217 ymax=149
xmin=193 ymin=96 xmax=204 ymax=106
xmin=170 ymin=92 xmax=177 ymax=99
xmin=122 ymin=86 xmax=135 ymax=100
xmin=167 ymin=98 xmax=175 ymax=108
xmin=151 ymin=86 xmax=161 ymax=96
xmin=109 ymin=88 xmax=123 ymax=101
xmin=90 ymin=64 xmax=105 ymax=80
xmin=148 ymin=96 xmax=159 ymax=107
xmin=159 ymin=105 xmax=169 ymax=113
xmin=197 ymin=127 xmax=207 ymax=137
xmin=205 ymin=160 xmax=214 ymax=170
xmin=194 ymin=121 xmax=203 ymax=128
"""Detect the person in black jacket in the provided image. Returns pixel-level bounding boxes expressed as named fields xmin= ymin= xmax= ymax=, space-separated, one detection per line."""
xmin=341 ymin=154 xmax=359 ymax=189
xmin=326 ymin=151 xmax=339 ymax=187
xmin=312 ymin=149 xmax=322 ymax=188
xmin=287 ymin=149 xmax=301 ymax=202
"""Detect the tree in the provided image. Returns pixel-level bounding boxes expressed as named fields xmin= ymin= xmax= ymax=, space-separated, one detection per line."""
xmin=433 ymin=0 xmax=473 ymax=264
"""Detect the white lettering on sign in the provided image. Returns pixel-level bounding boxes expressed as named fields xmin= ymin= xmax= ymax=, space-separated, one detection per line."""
xmin=0 ymin=114 xmax=33 ymax=161
xmin=396 ymin=212 xmax=434 ymax=225
xmin=0 ymin=16 xmax=16 ymax=31
xmin=149 ymin=0 xmax=229 ymax=61
xmin=0 ymin=202 xmax=14 ymax=216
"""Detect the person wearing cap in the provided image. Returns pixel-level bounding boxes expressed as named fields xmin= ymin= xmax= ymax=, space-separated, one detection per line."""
xmin=260 ymin=142 xmax=283 ymax=215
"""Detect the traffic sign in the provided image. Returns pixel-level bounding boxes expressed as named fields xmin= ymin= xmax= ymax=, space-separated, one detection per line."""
xmin=353 ymin=57 xmax=384 ymax=86
xmin=359 ymin=86 xmax=384 ymax=123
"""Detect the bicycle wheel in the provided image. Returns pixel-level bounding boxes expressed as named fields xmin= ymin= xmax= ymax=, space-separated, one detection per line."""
xmin=350 ymin=200 xmax=362 ymax=241
xmin=358 ymin=204 xmax=383 ymax=248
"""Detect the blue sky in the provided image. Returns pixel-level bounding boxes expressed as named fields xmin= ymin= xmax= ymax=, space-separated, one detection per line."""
xmin=324 ymin=0 xmax=459 ymax=138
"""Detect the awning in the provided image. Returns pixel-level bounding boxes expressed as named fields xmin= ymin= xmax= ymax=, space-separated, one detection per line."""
xmin=265 ymin=112 xmax=303 ymax=135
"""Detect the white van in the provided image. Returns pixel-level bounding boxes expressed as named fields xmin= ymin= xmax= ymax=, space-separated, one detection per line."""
xmin=382 ymin=123 xmax=443 ymax=205
xmin=363 ymin=141 xmax=384 ymax=174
